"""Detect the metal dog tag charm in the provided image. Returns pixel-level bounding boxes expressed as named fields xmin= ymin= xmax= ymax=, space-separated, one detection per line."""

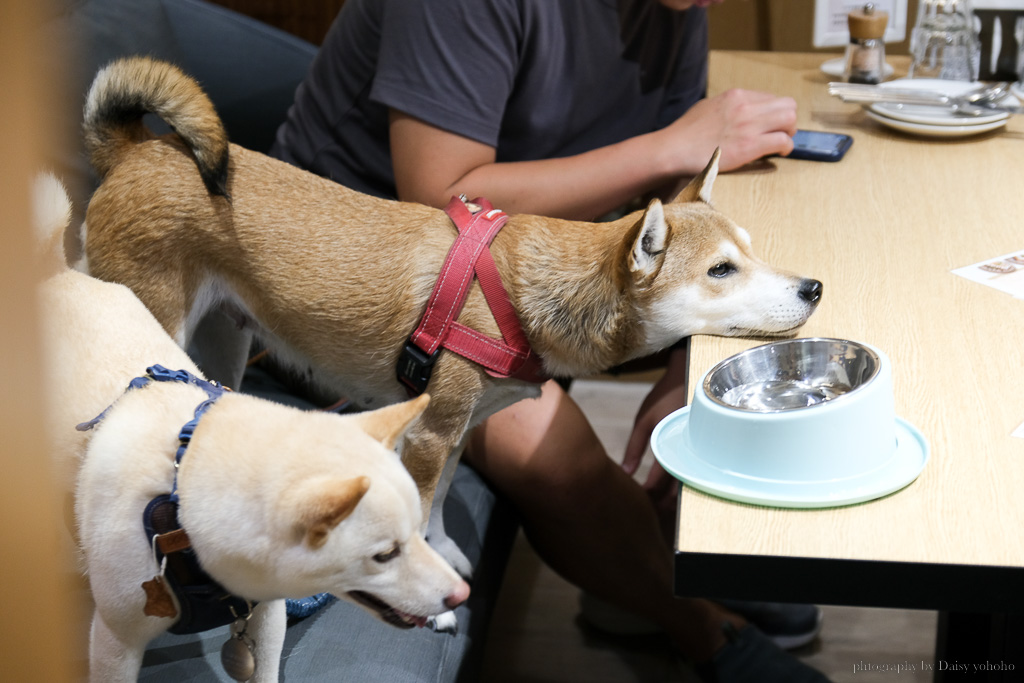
xmin=221 ymin=619 xmax=256 ymax=682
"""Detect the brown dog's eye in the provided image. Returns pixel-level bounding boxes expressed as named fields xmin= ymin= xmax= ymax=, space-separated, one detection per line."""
xmin=708 ymin=262 xmax=736 ymax=278
xmin=373 ymin=546 xmax=401 ymax=563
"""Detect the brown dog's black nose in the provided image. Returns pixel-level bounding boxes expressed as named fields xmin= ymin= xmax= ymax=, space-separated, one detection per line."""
xmin=799 ymin=279 xmax=823 ymax=305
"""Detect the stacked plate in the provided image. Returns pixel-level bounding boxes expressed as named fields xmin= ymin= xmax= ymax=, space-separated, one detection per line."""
xmin=866 ymin=78 xmax=1019 ymax=138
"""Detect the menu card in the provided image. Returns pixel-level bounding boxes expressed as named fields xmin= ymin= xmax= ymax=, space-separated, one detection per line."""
xmin=952 ymin=249 xmax=1024 ymax=300
xmin=953 ymin=250 xmax=1024 ymax=438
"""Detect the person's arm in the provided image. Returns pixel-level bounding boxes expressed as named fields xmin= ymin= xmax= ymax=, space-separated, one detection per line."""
xmin=389 ymin=88 xmax=797 ymax=218
xmin=622 ymin=343 xmax=690 ymax=478
xmin=621 ymin=343 xmax=691 ymax=533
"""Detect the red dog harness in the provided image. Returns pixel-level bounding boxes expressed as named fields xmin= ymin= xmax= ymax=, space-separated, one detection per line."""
xmin=397 ymin=196 xmax=545 ymax=395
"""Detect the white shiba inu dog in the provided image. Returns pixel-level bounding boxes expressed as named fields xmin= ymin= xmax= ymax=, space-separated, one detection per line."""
xmin=35 ymin=173 xmax=468 ymax=682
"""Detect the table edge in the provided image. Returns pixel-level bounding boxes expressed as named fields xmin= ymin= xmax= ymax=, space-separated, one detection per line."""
xmin=674 ymin=551 xmax=1024 ymax=613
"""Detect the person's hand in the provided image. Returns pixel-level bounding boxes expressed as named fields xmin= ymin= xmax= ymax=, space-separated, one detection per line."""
xmin=622 ymin=344 xmax=690 ymax=539
xmin=659 ymin=88 xmax=798 ymax=175
xmin=643 ymin=459 xmax=680 ymax=540
xmin=622 ymin=344 xmax=690 ymax=479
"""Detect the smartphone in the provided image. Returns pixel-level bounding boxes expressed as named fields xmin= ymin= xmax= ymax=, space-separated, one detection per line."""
xmin=788 ymin=130 xmax=853 ymax=162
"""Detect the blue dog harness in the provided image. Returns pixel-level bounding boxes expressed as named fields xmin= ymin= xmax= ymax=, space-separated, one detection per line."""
xmin=78 ymin=365 xmax=254 ymax=634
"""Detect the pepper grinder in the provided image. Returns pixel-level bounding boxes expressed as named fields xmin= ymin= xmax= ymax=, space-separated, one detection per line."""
xmin=843 ymin=3 xmax=889 ymax=84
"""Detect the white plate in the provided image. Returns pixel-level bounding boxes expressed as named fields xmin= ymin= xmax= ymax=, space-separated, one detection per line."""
xmin=651 ymin=408 xmax=929 ymax=509
xmin=869 ymin=79 xmax=1014 ymax=126
xmin=821 ymin=57 xmax=895 ymax=79
xmin=866 ymin=108 xmax=1009 ymax=137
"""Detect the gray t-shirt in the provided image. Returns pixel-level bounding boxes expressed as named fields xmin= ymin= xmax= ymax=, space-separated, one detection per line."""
xmin=271 ymin=0 xmax=708 ymax=199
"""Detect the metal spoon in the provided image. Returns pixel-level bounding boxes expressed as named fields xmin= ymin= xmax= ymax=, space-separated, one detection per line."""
xmin=965 ymin=81 xmax=1011 ymax=104
xmin=828 ymin=81 xmax=1015 ymax=116
xmin=828 ymin=81 xmax=1009 ymax=104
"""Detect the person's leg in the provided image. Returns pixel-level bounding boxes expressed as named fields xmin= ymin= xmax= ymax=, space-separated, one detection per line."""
xmin=465 ymin=379 xmax=741 ymax=663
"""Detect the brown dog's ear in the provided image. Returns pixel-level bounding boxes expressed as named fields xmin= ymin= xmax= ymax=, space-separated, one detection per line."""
xmin=353 ymin=394 xmax=431 ymax=450
xmin=293 ymin=475 xmax=371 ymax=548
xmin=670 ymin=147 xmax=720 ymax=204
xmin=627 ymin=198 xmax=668 ymax=280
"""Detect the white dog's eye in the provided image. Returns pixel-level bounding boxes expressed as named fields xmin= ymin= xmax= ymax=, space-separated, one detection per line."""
xmin=373 ymin=546 xmax=402 ymax=563
xmin=708 ymin=262 xmax=736 ymax=278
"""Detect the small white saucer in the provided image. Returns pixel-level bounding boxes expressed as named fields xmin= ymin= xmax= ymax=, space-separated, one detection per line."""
xmin=821 ymin=57 xmax=895 ymax=79
xmin=869 ymin=79 xmax=1013 ymax=127
xmin=651 ymin=407 xmax=929 ymax=509
xmin=866 ymin=108 xmax=1009 ymax=137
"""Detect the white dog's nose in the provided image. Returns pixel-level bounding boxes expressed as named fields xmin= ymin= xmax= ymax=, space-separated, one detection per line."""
xmin=445 ymin=580 xmax=471 ymax=609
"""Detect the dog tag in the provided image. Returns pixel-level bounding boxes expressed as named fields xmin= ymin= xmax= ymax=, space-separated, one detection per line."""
xmin=220 ymin=634 xmax=256 ymax=681
xmin=221 ymin=616 xmax=257 ymax=682
xmin=141 ymin=576 xmax=177 ymax=618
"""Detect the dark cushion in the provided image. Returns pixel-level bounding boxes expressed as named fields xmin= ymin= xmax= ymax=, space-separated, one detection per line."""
xmin=42 ymin=0 xmax=317 ymax=217
xmin=162 ymin=0 xmax=317 ymax=154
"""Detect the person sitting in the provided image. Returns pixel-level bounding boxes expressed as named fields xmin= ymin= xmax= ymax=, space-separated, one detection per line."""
xmin=268 ymin=0 xmax=830 ymax=680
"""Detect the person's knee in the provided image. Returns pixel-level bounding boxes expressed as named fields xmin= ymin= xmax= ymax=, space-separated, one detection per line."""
xmin=465 ymin=383 xmax=611 ymax=497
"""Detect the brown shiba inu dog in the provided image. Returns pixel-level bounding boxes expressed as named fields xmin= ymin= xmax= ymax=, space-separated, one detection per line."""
xmin=80 ymin=58 xmax=822 ymax=624
xmin=35 ymin=174 xmax=467 ymax=682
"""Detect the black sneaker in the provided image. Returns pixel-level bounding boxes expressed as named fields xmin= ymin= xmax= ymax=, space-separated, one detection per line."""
xmin=693 ymin=623 xmax=832 ymax=683
xmin=579 ymin=594 xmax=824 ymax=650
xmin=713 ymin=601 xmax=823 ymax=650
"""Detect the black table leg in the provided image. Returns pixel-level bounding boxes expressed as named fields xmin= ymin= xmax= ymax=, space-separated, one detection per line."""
xmin=934 ymin=612 xmax=1024 ymax=682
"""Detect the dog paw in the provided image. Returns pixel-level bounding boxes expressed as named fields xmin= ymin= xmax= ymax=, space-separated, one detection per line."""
xmin=427 ymin=611 xmax=459 ymax=635
xmin=429 ymin=535 xmax=473 ymax=579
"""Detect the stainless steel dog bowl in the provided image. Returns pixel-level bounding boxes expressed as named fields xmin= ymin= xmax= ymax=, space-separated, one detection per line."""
xmin=687 ymin=338 xmax=896 ymax=483
xmin=651 ymin=338 xmax=930 ymax=507
xmin=703 ymin=338 xmax=881 ymax=413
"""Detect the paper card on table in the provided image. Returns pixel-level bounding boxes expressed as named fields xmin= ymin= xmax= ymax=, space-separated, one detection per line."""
xmin=952 ymin=250 xmax=1024 ymax=299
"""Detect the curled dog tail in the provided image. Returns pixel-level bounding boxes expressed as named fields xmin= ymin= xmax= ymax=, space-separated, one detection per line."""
xmin=83 ymin=56 xmax=229 ymax=197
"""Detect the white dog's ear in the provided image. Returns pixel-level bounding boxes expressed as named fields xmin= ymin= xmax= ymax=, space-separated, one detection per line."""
xmin=293 ymin=476 xmax=371 ymax=548
xmin=628 ymin=199 xmax=668 ymax=279
xmin=670 ymin=147 xmax=720 ymax=204
xmin=354 ymin=394 xmax=431 ymax=450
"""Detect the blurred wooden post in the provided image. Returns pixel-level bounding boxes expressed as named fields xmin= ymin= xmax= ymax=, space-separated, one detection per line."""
xmin=0 ymin=0 xmax=80 ymax=681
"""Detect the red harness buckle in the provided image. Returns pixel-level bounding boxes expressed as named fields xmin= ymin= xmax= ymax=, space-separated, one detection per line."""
xmin=397 ymin=196 xmax=545 ymax=395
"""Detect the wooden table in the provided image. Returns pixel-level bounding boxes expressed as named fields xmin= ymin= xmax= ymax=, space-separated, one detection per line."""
xmin=674 ymin=51 xmax=1024 ymax=679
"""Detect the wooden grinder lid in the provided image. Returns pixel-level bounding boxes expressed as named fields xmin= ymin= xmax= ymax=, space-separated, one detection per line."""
xmin=848 ymin=4 xmax=888 ymax=40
